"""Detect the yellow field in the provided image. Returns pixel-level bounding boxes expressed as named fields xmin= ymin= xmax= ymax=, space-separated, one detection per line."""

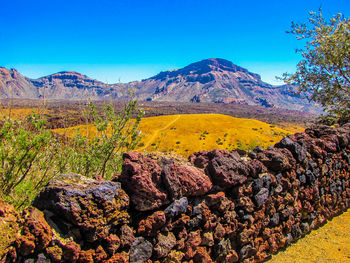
xmin=53 ymin=114 xmax=304 ymax=157
xmin=268 ymin=209 xmax=350 ymax=262
xmin=0 ymin=108 xmax=51 ymax=119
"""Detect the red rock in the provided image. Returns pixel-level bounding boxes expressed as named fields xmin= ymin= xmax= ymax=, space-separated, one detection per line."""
xmin=257 ymin=148 xmax=295 ymax=172
xmin=46 ymin=246 xmax=62 ymax=262
xmin=94 ymin=245 xmax=108 ymax=262
xmin=78 ymin=249 xmax=94 ymax=263
xmin=16 ymin=235 xmax=35 ymax=257
xmin=201 ymin=232 xmax=214 ymax=247
xmin=138 ymin=211 xmax=166 ymax=236
xmin=214 ymin=223 xmax=226 ymax=240
xmin=237 ymin=197 xmax=255 ymax=213
xmin=162 ymin=160 xmax=212 ymax=199
xmin=225 ymin=250 xmax=239 ymax=263
xmin=119 ymin=224 xmax=135 ymax=248
xmin=194 ymin=247 xmax=213 ymax=263
xmin=103 ymin=251 xmax=129 ymax=263
xmin=16 ymin=207 xmax=52 ymax=257
xmin=206 ymin=192 xmax=235 ymax=212
xmin=239 ymin=228 xmax=255 ymax=245
xmin=104 ymin=234 xmax=120 ymax=254
xmin=63 ymin=241 xmax=81 ymax=262
xmin=121 ymin=152 xmax=168 ymax=211
xmin=247 ymin=159 xmax=268 ymax=178
xmin=206 ymin=151 xmax=249 ymax=189
xmin=184 ymin=231 xmax=202 ymax=259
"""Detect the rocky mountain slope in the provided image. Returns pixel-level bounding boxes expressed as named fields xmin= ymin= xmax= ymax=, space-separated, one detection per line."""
xmin=127 ymin=58 xmax=316 ymax=112
xmin=0 ymin=59 xmax=319 ymax=113
xmin=0 ymin=68 xmax=120 ymax=100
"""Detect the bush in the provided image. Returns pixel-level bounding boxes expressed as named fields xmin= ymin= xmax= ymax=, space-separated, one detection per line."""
xmin=0 ymin=95 xmax=144 ymax=209
xmin=58 ymin=97 xmax=144 ymax=180
xmin=0 ymin=114 xmax=57 ymax=209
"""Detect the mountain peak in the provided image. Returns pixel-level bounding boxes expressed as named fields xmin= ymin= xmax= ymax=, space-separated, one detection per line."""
xmin=186 ymin=58 xmax=245 ymax=72
xmin=150 ymin=58 xmax=261 ymax=82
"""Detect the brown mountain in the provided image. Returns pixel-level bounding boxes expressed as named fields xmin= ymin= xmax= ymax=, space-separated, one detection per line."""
xmin=0 ymin=67 xmax=39 ymax=98
xmin=127 ymin=58 xmax=317 ymax=112
xmin=0 ymin=59 xmax=320 ymax=113
xmin=0 ymin=68 xmax=120 ymax=100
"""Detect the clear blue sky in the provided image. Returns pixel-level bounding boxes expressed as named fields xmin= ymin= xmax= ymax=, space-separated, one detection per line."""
xmin=1 ymin=0 xmax=350 ymax=84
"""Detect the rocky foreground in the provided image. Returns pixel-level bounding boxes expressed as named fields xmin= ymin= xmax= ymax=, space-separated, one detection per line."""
xmin=1 ymin=123 xmax=350 ymax=263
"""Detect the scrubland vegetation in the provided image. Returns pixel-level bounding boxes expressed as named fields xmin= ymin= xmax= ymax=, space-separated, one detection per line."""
xmin=0 ymin=98 xmax=143 ymax=209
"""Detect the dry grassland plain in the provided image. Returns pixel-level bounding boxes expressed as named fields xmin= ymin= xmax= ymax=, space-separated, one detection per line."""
xmin=53 ymin=113 xmax=304 ymax=157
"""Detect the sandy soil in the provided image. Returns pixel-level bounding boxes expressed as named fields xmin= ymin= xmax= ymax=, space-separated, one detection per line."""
xmin=268 ymin=209 xmax=350 ymax=262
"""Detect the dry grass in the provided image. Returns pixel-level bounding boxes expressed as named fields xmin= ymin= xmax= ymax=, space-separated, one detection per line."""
xmin=0 ymin=108 xmax=51 ymax=120
xmin=268 ymin=209 xmax=350 ymax=262
xmin=52 ymin=113 xmax=304 ymax=156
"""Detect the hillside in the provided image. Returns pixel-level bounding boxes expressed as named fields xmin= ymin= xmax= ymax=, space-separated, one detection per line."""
xmin=128 ymin=58 xmax=317 ymax=113
xmin=52 ymin=114 xmax=304 ymax=156
xmin=0 ymin=59 xmax=321 ymax=113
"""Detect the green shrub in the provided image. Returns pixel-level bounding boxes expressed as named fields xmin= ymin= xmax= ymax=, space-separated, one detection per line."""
xmin=0 ymin=114 xmax=56 ymax=209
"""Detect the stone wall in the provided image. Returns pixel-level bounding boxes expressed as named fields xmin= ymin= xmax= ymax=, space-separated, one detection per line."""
xmin=1 ymin=123 xmax=350 ymax=263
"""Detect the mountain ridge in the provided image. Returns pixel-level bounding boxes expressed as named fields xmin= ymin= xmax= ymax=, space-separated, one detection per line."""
xmin=0 ymin=59 xmax=320 ymax=113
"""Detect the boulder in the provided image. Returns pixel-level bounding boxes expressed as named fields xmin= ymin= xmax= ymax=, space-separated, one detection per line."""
xmin=206 ymin=152 xmax=248 ymax=189
xmin=33 ymin=173 xmax=129 ymax=244
xmin=120 ymin=152 xmax=168 ymax=211
xmin=275 ymin=137 xmax=307 ymax=163
xmin=161 ymin=158 xmax=212 ymax=200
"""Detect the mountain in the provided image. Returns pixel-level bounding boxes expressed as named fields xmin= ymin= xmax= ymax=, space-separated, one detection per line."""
xmin=0 ymin=67 xmax=39 ymax=98
xmin=0 ymin=59 xmax=319 ymax=113
xmin=126 ymin=58 xmax=316 ymax=112
xmin=0 ymin=68 xmax=120 ymax=100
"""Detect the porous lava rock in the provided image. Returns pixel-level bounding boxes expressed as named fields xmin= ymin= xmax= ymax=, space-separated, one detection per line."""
xmin=2 ymin=123 xmax=350 ymax=263
xmin=15 ymin=207 xmax=52 ymax=257
xmin=196 ymin=150 xmax=249 ymax=189
xmin=120 ymin=152 xmax=168 ymax=211
xmin=0 ymin=198 xmax=21 ymax=261
xmin=160 ymin=158 xmax=212 ymax=200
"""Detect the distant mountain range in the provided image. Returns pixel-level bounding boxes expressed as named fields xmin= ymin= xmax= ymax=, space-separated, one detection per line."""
xmin=0 ymin=58 xmax=319 ymax=113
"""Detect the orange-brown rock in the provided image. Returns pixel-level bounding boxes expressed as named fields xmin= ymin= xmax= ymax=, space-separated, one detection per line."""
xmin=0 ymin=198 xmax=21 ymax=261
xmin=138 ymin=211 xmax=166 ymax=236
xmin=16 ymin=207 xmax=52 ymax=257
xmin=120 ymin=152 xmax=168 ymax=211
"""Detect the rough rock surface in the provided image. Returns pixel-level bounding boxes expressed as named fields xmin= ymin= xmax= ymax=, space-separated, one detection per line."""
xmin=1 ymin=123 xmax=350 ymax=263
xmin=160 ymin=158 xmax=212 ymax=200
xmin=120 ymin=152 xmax=168 ymax=211
xmin=0 ymin=199 xmax=20 ymax=261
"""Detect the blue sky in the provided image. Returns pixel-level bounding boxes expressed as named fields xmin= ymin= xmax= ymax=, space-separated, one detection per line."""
xmin=1 ymin=0 xmax=350 ymax=84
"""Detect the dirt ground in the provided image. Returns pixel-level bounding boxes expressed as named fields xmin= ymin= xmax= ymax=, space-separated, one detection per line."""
xmin=268 ymin=209 xmax=350 ymax=262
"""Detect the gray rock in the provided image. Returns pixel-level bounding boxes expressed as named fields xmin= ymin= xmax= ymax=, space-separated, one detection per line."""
xmin=239 ymin=245 xmax=257 ymax=260
xmin=270 ymin=213 xmax=280 ymax=227
xmin=154 ymin=232 xmax=176 ymax=258
xmin=291 ymin=225 xmax=302 ymax=239
xmin=254 ymin=187 xmax=269 ymax=207
xmin=164 ymin=197 xmax=188 ymax=218
xmin=130 ymin=237 xmax=153 ymax=263
xmin=275 ymin=137 xmax=307 ymax=163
